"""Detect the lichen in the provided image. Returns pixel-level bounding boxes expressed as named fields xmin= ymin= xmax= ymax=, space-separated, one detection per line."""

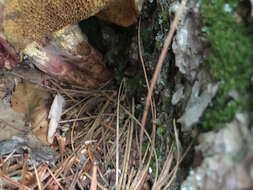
xmin=200 ymin=0 xmax=253 ymax=129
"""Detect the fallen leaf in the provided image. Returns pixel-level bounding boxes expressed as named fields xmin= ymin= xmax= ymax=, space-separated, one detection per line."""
xmin=0 ymin=82 xmax=7 ymax=99
xmin=11 ymin=80 xmax=51 ymax=145
xmin=0 ymin=102 xmax=26 ymax=141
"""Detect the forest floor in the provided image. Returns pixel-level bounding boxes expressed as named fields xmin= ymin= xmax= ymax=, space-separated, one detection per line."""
xmin=0 ymin=0 xmax=253 ymax=189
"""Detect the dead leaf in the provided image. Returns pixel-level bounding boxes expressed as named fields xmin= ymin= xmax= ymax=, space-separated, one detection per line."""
xmin=0 ymin=102 xmax=26 ymax=141
xmin=11 ymin=80 xmax=51 ymax=145
xmin=0 ymin=82 xmax=7 ymax=98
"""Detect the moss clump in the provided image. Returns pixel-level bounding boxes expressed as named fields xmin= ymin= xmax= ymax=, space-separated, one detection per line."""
xmin=200 ymin=0 xmax=253 ymax=128
xmin=141 ymin=27 xmax=154 ymax=53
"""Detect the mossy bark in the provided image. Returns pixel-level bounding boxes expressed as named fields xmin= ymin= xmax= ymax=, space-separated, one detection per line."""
xmin=200 ymin=0 xmax=253 ymax=129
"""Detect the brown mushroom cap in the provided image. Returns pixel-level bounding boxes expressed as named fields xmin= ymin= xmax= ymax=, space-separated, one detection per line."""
xmin=97 ymin=0 xmax=141 ymax=27
xmin=2 ymin=0 xmax=141 ymax=87
xmin=3 ymin=0 xmax=141 ymax=50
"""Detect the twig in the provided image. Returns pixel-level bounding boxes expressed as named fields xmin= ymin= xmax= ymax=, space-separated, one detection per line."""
xmin=163 ymin=119 xmax=182 ymax=189
xmin=97 ymin=167 xmax=109 ymax=187
xmin=49 ymin=79 xmax=77 ymax=102
xmin=132 ymin=0 xmax=188 ymax=188
xmin=90 ymin=163 xmax=98 ymax=190
xmin=118 ymin=98 xmax=135 ymax=189
xmin=0 ymin=118 xmax=26 ymax=134
xmin=0 ymin=173 xmax=32 ymax=190
xmin=46 ymin=167 xmax=64 ymax=190
xmin=20 ymin=154 xmax=28 ymax=185
xmin=152 ymin=145 xmax=174 ymax=189
xmin=137 ymin=16 xmax=157 ymax=169
xmin=0 ymin=149 xmax=16 ymax=166
xmin=116 ymin=80 xmax=125 ymax=188
xmin=33 ymin=164 xmax=42 ymax=190
xmin=140 ymin=0 xmax=188 ymax=144
xmin=69 ymin=158 xmax=89 ymax=190
xmin=43 ymin=145 xmax=82 ymax=189
xmin=30 ymin=165 xmax=49 ymax=189
xmin=61 ymin=97 xmax=87 ymax=115
xmin=85 ymin=173 xmax=108 ymax=190
xmin=70 ymin=99 xmax=89 ymax=152
xmin=59 ymin=114 xmax=112 ymax=123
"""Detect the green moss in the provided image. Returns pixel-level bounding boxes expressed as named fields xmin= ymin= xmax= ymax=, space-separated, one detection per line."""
xmin=125 ymin=76 xmax=145 ymax=97
xmin=200 ymin=0 xmax=253 ymax=128
xmin=141 ymin=27 xmax=154 ymax=52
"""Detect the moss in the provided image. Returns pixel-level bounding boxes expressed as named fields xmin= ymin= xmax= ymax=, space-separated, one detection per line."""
xmin=154 ymin=7 xmax=170 ymax=50
xmin=141 ymin=27 xmax=154 ymax=53
xmin=144 ymin=2 xmax=170 ymax=51
xmin=125 ymin=76 xmax=145 ymax=97
xmin=200 ymin=0 xmax=253 ymax=129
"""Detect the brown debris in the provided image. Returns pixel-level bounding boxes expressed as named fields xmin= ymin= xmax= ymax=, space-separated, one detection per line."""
xmin=0 ymin=102 xmax=26 ymax=141
xmin=0 ymin=36 xmax=18 ymax=69
xmin=11 ymin=81 xmax=51 ymax=145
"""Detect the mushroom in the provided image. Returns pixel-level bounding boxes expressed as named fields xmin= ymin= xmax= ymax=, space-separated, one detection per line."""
xmin=1 ymin=0 xmax=142 ymax=87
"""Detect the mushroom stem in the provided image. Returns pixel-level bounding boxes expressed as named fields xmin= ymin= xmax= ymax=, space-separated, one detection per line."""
xmin=23 ymin=25 xmax=111 ymax=88
xmin=2 ymin=0 xmax=142 ymax=86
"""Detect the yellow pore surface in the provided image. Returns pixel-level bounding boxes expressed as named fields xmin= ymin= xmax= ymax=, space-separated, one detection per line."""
xmin=3 ymin=0 xmax=116 ymax=50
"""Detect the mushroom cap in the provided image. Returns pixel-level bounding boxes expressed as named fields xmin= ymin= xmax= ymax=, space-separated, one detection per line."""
xmin=3 ymin=0 xmax=140 ymax=50
xmin=97 ymin=0 xmax=141 ymax=27
xmin=3 ymin=0 xmax=113 ymax=50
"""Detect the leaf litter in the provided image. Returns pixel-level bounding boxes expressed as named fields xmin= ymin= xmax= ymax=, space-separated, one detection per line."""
xmin=0 ymin=0 xmax=198 ymax=188
xmin=11 ymin=80 xmax=51 ymax=145
xmin=0 ymin=76 xmax=175 ymax=189
xmin=0 ymin=0 xmax=251 ymax=189
xmin=0 ymin=102 xmax=26 ymax=141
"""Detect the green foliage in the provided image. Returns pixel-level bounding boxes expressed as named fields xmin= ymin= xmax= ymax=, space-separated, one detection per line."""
xmin=201 ymin=0 xmax=253 ymax=128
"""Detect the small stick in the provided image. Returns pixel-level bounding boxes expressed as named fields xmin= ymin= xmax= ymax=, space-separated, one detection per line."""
xmin=46 ymin=166 xmax=64 ymax=190
xmin=33 ymin=164 xmax=43 ymax=190
xmin=0 ymin=173 xmax=32 ymax=190
xmin=0 ymin=118 xmax=26 ymax=134
xmin=140 ymin=0 xmax=188 ymax=163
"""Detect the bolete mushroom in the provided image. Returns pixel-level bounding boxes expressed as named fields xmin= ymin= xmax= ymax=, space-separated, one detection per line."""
xmin=1 ymin=0 xmax=142 ymax=87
